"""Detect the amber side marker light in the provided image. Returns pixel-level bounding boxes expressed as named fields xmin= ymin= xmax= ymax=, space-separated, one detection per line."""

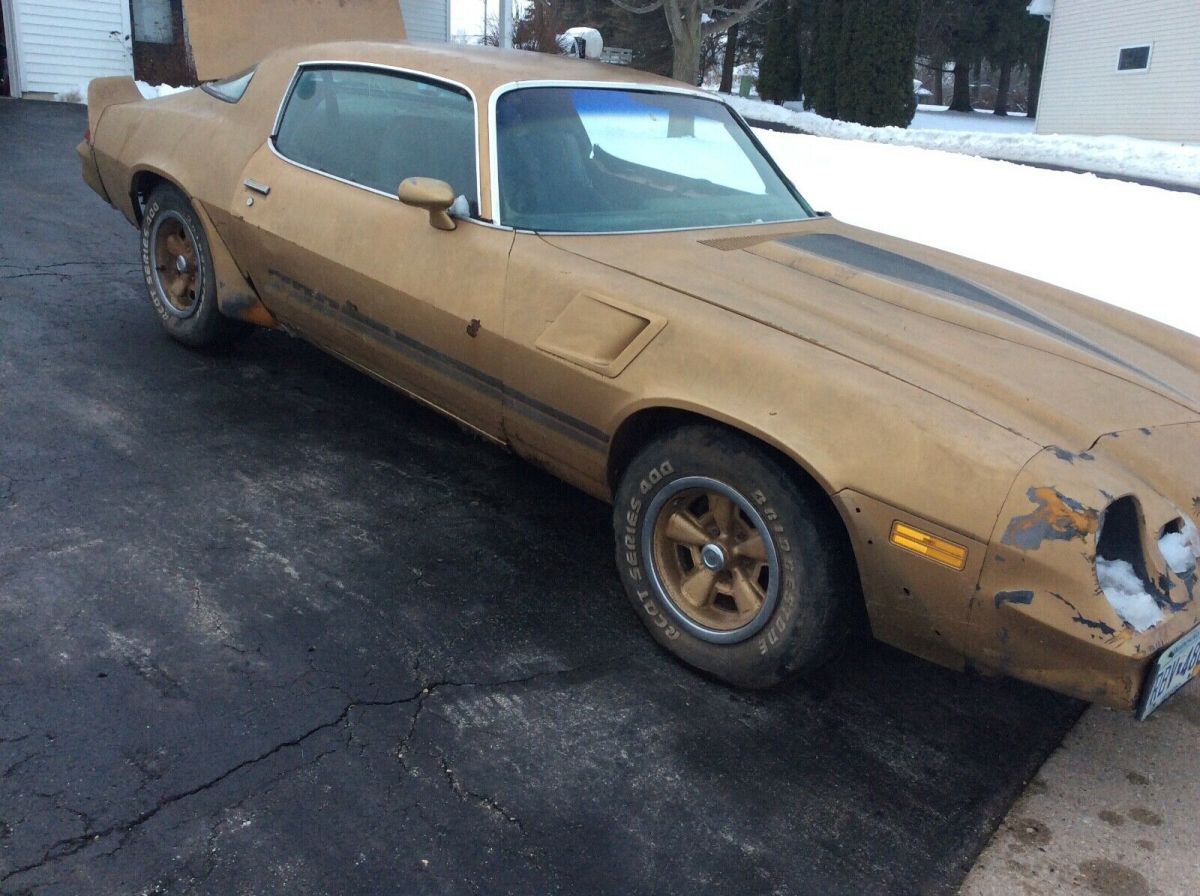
xmin=889 ymin=522 xmax=968 ymax=570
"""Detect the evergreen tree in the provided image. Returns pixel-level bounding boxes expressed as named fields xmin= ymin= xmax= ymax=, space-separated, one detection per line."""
xmin=947 ymin=0 xmax=988 ymax=111
xmin=1017 ymin=7 xmax=1049 ymax=117
xmin=836 ymin=0 xmax=919 ymax=126
xmin=808 ymin=0 xmax=918 ymax=127
xmin=806 ymin=0 xmax=842 ymax=117
xmin=915 ymin=0 xmax=958 ymax=105
xmin=913 ymin=0 xmax=1049 ymax=116
xmin=757 ymin=0 xmax=801 ymax=103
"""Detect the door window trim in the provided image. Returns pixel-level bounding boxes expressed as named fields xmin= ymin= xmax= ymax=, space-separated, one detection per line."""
xmin=268 ymin=61 xmax=483 ymax=213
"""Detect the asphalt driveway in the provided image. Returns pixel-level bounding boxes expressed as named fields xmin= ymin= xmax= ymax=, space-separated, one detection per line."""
xmin=0 ymin=99 xmax=1083 ymax=896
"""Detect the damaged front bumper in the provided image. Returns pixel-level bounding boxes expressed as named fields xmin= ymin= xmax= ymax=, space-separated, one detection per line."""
xmin=974 ymin=422 xmax=1200 ymax=713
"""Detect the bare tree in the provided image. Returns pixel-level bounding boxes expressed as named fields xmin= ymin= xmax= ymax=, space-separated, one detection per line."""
xmin=610 ymin=0 xmax=769 ymax=85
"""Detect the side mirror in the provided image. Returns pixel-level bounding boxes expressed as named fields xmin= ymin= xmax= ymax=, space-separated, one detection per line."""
xmin=398 ymin=177 xmax=457 ymax=231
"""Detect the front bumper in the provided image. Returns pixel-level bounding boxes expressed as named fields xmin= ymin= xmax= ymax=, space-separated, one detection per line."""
xmin=974 ymin=422 xmax=1200 ymax=711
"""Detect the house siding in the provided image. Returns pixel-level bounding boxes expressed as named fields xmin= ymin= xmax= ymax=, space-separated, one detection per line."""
xmin=1036 ymin=0 xmax=1200 ymax=143
xmin=400 ymin=0 xmax=448 ymax=42
xmin=12 ymin=0 xmax=132 ymax=96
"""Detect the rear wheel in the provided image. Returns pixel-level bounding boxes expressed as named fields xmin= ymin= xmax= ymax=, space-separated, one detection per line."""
xmin=613 ymin=425 xmax=859 ymax=687
xmin=140 ymin=183 xmax=245 ymax=347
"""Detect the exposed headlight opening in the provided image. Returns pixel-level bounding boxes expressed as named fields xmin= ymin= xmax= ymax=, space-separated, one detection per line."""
xmin=1095 ymin=496 xmax=1164 ymax=633
xmin=1158 ymin=517 xmax=1200 ymax=576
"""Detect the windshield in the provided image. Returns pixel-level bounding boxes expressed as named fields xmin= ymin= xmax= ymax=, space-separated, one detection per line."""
xmin=495 ymin=87 xmax=812 ymax=232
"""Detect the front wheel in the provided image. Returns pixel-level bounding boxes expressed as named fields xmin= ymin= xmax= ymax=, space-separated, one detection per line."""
xmin=613 ymin=425 xmax=859 ymax=688
xmin=140 ymin=183 xmax=245 ymax=347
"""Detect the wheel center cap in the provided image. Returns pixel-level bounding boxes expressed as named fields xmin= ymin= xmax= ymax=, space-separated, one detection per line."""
xmin=175 ymin=255 xmax=190 ymax=274
xmin=700 ymin=543 xmax=727 ymax=572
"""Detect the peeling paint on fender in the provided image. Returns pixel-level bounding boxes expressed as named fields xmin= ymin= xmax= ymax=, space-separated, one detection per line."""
xmin=1050 ymin=592 xmax=1118 ymax=638
xmin=995 ymin=590 xmax=1035 ymax=609
xmin=1050 ymin=447 xmax=1094 ymax=464
xmin=1001 ymin=487 xmax=1100 ymax=550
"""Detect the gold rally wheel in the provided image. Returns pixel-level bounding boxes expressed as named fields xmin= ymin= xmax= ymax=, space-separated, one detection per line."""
xmin=614 ymin=424 xmax=860 ymax=688
xmin=140 ymin=183 xmax=246 ymax=347
xmin=647 ymin=478 xmax=780 ymax=641
xmin=151 ymin=214 xmax=201 ymax=317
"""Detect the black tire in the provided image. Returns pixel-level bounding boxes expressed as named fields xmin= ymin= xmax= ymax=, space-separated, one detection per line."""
xmin=613 ymin=425 xmax=859 ymax=688
xmin=140 ymin=183 xmax=246 ymax=347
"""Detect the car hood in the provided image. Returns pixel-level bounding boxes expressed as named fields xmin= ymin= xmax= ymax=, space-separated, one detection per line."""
xmin=180 ymin=0 xmax=406 ymax=81
xmin=545 ymin=219 xmax=1200 ymax=450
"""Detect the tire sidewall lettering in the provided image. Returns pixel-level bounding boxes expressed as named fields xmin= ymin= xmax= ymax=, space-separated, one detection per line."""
xmin=620 ymin=461 xmax=679 ymax=641
xmin=639 ymin=460 xmax=674 ymax=495
xmin=141 ymin=200 xmax=175 ymax=325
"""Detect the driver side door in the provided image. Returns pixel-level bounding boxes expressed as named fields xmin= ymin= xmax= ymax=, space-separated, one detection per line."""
xmin=222 ymin=64 xmax=510 ymax=439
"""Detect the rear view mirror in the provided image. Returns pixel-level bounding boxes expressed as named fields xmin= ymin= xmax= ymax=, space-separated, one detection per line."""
xmin=398 ymin=177 xmax=457 ymax=231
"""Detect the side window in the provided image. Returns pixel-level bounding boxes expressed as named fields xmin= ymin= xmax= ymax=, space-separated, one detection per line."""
xmin=274 ymin=67 xmax=478 ymax=213
xmin=202 ymin=66 xmax=256 ymax=103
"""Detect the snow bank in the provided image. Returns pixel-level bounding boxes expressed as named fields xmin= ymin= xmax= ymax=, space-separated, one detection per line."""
xmin=53 ymin=79 xmax=191 ymax=103
xmin=726 ymin=94 xmax=1200 ymax=190
xmin=1095 ymin=558 xmax=1164 ymax=632
xmin=754 ymin=129 xmax=1200 ymax=337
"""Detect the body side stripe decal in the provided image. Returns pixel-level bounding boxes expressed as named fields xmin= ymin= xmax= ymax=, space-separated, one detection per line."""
xmin=268 ymin=269 xmax=609 ymax=452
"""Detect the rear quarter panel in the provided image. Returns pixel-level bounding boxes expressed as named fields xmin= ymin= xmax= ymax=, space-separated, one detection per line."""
xmin=92 ymin=60 xmax=290 ymax=227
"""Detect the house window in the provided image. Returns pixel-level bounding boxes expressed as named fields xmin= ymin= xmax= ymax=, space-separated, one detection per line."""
xmin=131 ymin=0 xmax=175 ymax=44
xmin=1117 ymin=45 xmax=1152 ymax=72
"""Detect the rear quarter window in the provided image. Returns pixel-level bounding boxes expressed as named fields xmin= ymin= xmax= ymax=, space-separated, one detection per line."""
xmin=202 ymin=67 xmax=256 ymax=103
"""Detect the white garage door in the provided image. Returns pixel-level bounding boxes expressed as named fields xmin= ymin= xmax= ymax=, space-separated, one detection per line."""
xmin=11 ymin=0 xmax=133 ymax=97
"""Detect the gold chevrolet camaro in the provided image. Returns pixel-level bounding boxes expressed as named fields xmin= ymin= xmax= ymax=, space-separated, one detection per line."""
xmin=79 ymin=41 xmax=1200 ymax=718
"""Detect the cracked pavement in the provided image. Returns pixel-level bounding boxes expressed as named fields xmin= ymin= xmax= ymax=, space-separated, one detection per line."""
xmin=0 ymin=99 xmax=1083 ymax=895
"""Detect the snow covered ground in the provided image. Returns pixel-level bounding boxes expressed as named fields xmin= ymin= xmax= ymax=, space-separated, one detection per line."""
xmin=134 ymin=81 xmax=191 ymax=99
xmin=788 ymin=103 xmax=1037 ymax=135
xmin=55 ymin=81 xmax=190 ymax=103
xmin=730 ymin=95 xmax=1200 ymax=190
xmin=911 ymin=105 xmax=1036 ymax=135
xmin=754 ymin=128 xmax=1200 ymax=337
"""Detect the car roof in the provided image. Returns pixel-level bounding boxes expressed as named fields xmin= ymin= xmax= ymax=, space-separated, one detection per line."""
xmin=261 ymin=40 xmax=689 ymax=100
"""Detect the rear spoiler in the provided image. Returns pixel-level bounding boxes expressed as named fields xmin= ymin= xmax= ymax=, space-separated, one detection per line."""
xmin=86 ymin=76 xmax=144 ymax=137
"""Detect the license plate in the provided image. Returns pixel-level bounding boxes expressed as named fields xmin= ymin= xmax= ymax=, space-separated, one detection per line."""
xmin=1138 ymin=624 xmax=1200 ymax=719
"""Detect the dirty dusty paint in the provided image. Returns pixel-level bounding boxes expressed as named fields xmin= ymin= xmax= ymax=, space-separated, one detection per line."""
xmin=1001 ymin=487 xmax=1100 ymax=551
xmin=995 ymin=590 xmax=1035 ymax=609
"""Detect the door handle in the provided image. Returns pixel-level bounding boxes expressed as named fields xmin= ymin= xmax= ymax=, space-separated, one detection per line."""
xmin=244 ymin=179 xmax=271 ymax=196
